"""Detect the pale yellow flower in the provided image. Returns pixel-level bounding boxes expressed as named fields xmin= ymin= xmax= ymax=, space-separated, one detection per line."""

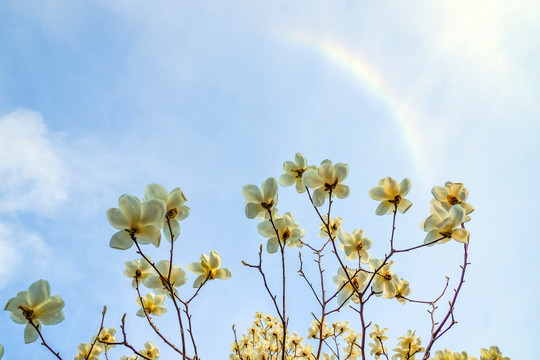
xmin=479 ymin=346 xmax=509 ymax=360
xmin=143 ymin=260 xmax=188 ymax=296
xmin=4 ymin=279 xmax=65 ymax=343
xmin=338 ymin=229 xmax=372 ymax=262
xmin=187 ymin=250 xmax=231 ymax=287
xmin=429 ymin=349 xmax=478 ymax=360
xmin=392 ymin=274 xmax=411 ymax=304
xmin=124 ymin=257 xmax=154 ymax=288
xmin=136 ymin=292 xmax=167 ymax=317
xmin=140 ymin=341 xmax=160 ymax=360
xmin=302 ymin=159 xmax=350 ymax=207
xmin=257 ymin=212 xmax=304 ymax=253
xmin=431 ymin=182 xmax=474 ymax=221
xmin=318 ymin=215 xmax=343 ymax=240
xmin=333 ymin=266 xmax=368 ymax=305
xmin=392 ymin=330 xmax=423 ymax=360
xmin=144 ymin=183 xmax=190 ymax=242
xmin=369 ymin=177 xmax=412 ymax=215
xmin=422 ymin=204 xmax=469 ymax=245
xmin=92 ymin=327 xmax=117 ymax=350
xmin=278 ymin=153 xmax=317 ymax=193
xmin=74 ymin=343 xmax=102 ymax=360
xmin=370 ymin=259 xmax=396 ymax=298
xmin=242 ymin=177 xmax=279 ymax=219
xmin=106 ymin=194 xmax=166 ymax=249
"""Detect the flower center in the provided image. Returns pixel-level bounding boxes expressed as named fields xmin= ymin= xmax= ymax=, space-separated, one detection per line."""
xmin=447 ymin=194 xmax=460 ymax=205
xmin=282 ymin=228 xmax=290 ymax=241
xmin=261 ymin=200 xmax=274 ymax=210
xmin=294 ymin=169 xmax=305 ymax=179
xmin=167 ymin=208 xmax=179 ymax=219
xmin=18 ymin=306 xmax=34 ymax=320
xmin=324 ymin=179 xmax=339 ymax=192
xmin=389 ymin=195 xmax=402 ymax=204
xmin=351 ymin=277 xmax=360 ymax=289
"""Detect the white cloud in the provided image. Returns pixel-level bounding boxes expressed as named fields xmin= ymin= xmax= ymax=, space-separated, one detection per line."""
xmin=0 ymin=222 xmax=52 ymax=289
xmin=0 ymin=109 xmax=68 ymax=214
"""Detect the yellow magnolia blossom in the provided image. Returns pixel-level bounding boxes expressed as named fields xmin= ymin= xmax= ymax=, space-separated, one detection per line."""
xmin=392 ymin=330 xmax=424 ymax=360
xmin=429 ymin=349 xmax=478 ymax=360
xmin=140 ymin=341 xmax=160 ymax=360
xmin=369 ymin=177 xmax=412 ymax=215
xmin=479 ymin=346 xmax=510 ymax=360
xmin=333 ymin=266 xmax=368 ymax=305
xmin=431 ymin=181 xmax=474 ymax=222
xmin=124 ymin=257 xmax=154 ymax=288
xmin=4 ymin=279 xmax=65 ymax=343
xmin=187 ymin=250 xmax=232 ymax=288
xmin=302 ymin=159 xmax=350 ymax=207
xmin=242 ymin=177 xmax=279 ymax=219
xmin=92 ymin=327 xmax=117 ymax=351
xmin=74 ymin=343 xmax=102 ymax=360
xmin=338 ymin=229 xmax=372 ymax=262
xmin=136 ymin=292 xmax=167 ymax=317
xmin=318 ymin=215 xmax=343 ymax=240
xmin=144 ymin=183 xmax=190 ymax=242
xmin=278 ymin=152 xmax=317 ymax=193
xmin=370 ymin=259 xmax=396 ymax=298
xmin=143 ymin=260 xmax=188 ymax=296
xmin=257 ymin=212 xmax=305 ymax=253
xmin=392 ymin=274 xmax=411 ymax=304
xmin=422 ymin=204 xmax=470 ymax=245
xmin=106 ymin=194 xmax=166 ymax=250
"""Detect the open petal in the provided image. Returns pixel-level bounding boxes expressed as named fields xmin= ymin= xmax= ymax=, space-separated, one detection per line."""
xmin=334 ymin=163 xmax=349 ymax=182
xmin=110 ymin=231 xmax=133 ymax=250
xmin=312 ymin=187 xmax=326 ymax=207
xmin=424 ymin=231 xmax=447 ymax=245
xmin=119 ymin=195 xmax=141 ymax=226
xmin=267 ymin=238 xmax=279 ymax=254
xmin=375 ymin=201 xmax=393 ymax=216
xmin=242 ymin=184 xmax=262 ymax=202
xmin=28 ymin=280 xmax=50 ymax=308
xmin=187 ymin=261 xmax=205 ymax=275
xmin=24 ymin=323 xmax=40 ymax=344
xmin=278 ymin=173 xmax=296 ymax=187
xmin=431 ymin=186 xmax=449 ymax=202
xmin=35 ymin=297 xmax=65 ymax=323
xmin=294 ymin=153 xmax=307 ymax=168
xmin=209 ymin=250 xmax=221 ymax=269
xmin=245 ymin=203 xmax=263 ymax=219
xmin=106 ymin=208 xmax=130 ymax=230
xmin=140 ymin=199 xmax=166 ymax=226
xmin=452 ymin=228 xmax=470 ymax=243
xmin=282 ymin=160 xmax=297 ymax=172
xmin=261 ymin=177 xmax=278 ymax=199
xmin=334 ymin=184 xmax=350 ymax=199
xmin=399 ymin=178 xmax=411 ymax=197
xmin=137 ymin=225 xmax=162 ymax=247
xmin=383 ymin=177 xmax=399 ymax=197
xmin=192 ymin=274 xmax=206 ymax=288
xmin=295 ymin=180 xmax=306 ymax=193
xmin=38 ymin=309 xmax=65 ymax=325
xmin=338 ymin=230 xmax=353 ymax=245
xmin=449 ymin=205 xmax=465 ymax=227
xmin=368 ymin=187 xmax=388 ymax=201
xmin=144 ymin=183 xmax=168 ymax=202
xmin=302 ymin=169 xmax=324 ymax=188
xmin=214 ymin=268 xmax=231 ymax=280
xmin=397 ymin=198 xmax=412 ymax=214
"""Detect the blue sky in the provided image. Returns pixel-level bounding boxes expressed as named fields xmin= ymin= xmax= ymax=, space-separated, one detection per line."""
xmin=0 ymin=1 xmax=538 ymax=359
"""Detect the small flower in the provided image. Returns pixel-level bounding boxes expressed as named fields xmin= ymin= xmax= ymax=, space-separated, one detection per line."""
xmin=4 ymin=279 xmax=65 ymax=344
xmin=479 ymin=346 xmax=509 ymax=360
xmin=144 ymin=183 xmax=190 ymax=242
xmin=74 ymin=343 xmax=103 ymax=360
xmin=333 ymin=267 xmax=368 ymax=305
xmin=124 ymin=257 xmax=154 ymax=288
xmin=242 ymin=177 xmax=279 ymax=219
xmin=318 ymin=215 xmax=343 ymax=240
xmin=422 ymin=204 xmax=470 ymax=245
xmin=278 ymin=153 xmax=317 ymax=193
xmin=106 ymin=194 xmax=166 ymax=250
xmin=143 ymin=260 xmax=188 ymax=296
xmin=370 ymin=259 xmax=396 ymax=298
xmin=140 ymin=341 xmax=160 ymax=360
xmin=429 ymin=349 xmax=478 ymax=360
xmin=392 ymin=275 xmax=411 ymax=304
xmin=431 ymin=182 xmax=474 ymax=221
xmin=136 ymin=292 xmax=167 ymax=317
xmin=92 ymin=327 xmax=117 ymax=351
xmin=338 ymin=229 xmax=372 ymax=262
xmin=392 ymin=330 xmax=423 ymax=360
xmin=369 ymin=177 xmax=412 ymax=215
xmin=257 ymin=212 xmax=304 ymax=253
xmin=302 ymin=159 xmax=350 ymax=207
xmin=369 ymin=323 xmax=389 ymax=342
xmin=187 ymin=250 xmax=232 ymax=287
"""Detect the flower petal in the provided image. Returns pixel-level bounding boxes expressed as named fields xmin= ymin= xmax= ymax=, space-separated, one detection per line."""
xmin=399 ymin=178 xmax=411 ymax=197
xmin=302 ymin=169 xmax=324 ymax=189
xmin=261 ymin=177 xmax=278 ymax=200
xmin=110 ymin=231 xmax=133 ymax=250
xmin=214 ymin=268 xmax=231 ymax=280
xmin=137 ymin=225 xmax=162 ymax=247
xmin=375 ymin=201 xmax=393 ymax=216
xmin=28 ymin=280 xmax=50 ymax=308
xmin=312 ymin=187 xmax=326 ymax=207
xmin=163 ymin=219 xmax=180 ymax=243
xmin=452 ymin=228 xmax=470 ymax=243
xmin=140 ymin=199 xmax=166 ymax=226
xmin=368 ymin=187 xmax=388 ymax=201
xmin=118 ymin=195 xmax=141 ymax=226
xmin=267 ymin=238 xmax=279 ymax=254
xmin=209 ymin=250 xmax=221 ymax=269
xmin=106 ymin=208 xmax=130 ymax=230
xmin=278 ymin=173 xmax=296 ymax=187
xmin=334 ymin=163 xmax=349 ymax=182
xmin=397 ymin=198 xmax=412 ymax=214
xmin=431 ymin=186 xmax=449 ymax=202
xmin=242 ymin=184 xmax=262 ymax=202
xmin=144 ymin=183 xmax=168 ymax=202
xmin=334 ymin=184 xmax=350 ymax=199
xmin=24 ymin=323 xmax=39 ymax=344
xmin=245 ymin=203 xmax=263 ymax=219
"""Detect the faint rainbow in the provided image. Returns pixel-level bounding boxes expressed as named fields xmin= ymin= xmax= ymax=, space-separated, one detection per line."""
xmin=285 ymin=32 xmax=425 ymax=178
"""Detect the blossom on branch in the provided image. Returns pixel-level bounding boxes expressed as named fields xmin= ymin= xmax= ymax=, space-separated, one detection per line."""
xmin=278 ymin=152 xmax=316 ymax=193
xmin=187 ymin=250 xmax=231 ymax=288
xmin=143 ymin=260 xmax=188 ymax=296
xmin=338 ymin=229 xmax=372 ymax=262
xmin=4 ymin=279 xmax=65 ymax=344
xmin=242 ymin=177 xmax=279 ymax=219
xmin=144 ymin=183 xmax=190 ymax=242
xmin=431 ymin=181 xmax=474 ymax=222
xmin=257 ymin=212 xmax=304 ymax=253
xmin=136 ymin=292 xmax=167 ymax=317
xmin=422 ymin=204 xmax=470 ymax=245
xmin=302 ymin=159 xmax=350 ymax=207
xmin=74 ymin=343 xmax=102 ymax=360
xmin=369 ymin=177 xmax=412 ymax=215
xmin=124 ymin=257 xmax=154 ymax=288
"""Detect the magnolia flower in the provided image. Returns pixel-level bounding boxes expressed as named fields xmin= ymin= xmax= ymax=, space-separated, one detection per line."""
xmin=392 ymin=330 xmax=423 ymax=360
xmin=479 ymin=346 xmax=509 ymax=360
xmin=143 ymin=260 xmax=188 ymax=296
xmin=187 ymin=250 xmax=232 ymax=287
xmin=307 ymin=319 xmax=333 ymax=339
xmin=369 ymin=177 xmax=412 ymax=215
xmin=422 ymin=204 xmax=469 ymax=245
xmin=106 ymin=194 xmax=166 ymax=250
xmin=242 ymin=177 xmax=279 ymax=219
xmin=74 ymin=343 xmax=102 ymax=360
xmin=302 ymin=159 xmax=350 ymax=207
xmin=370 ymin=259 xmax=396 ymax=298
xmin=124 ymin=257 xmax=154 ymax=288
xmin=144 ymin=183 xmax=190 ymax=242
xmin=333 ymin=267 xmax=368 ymax=305
xmin=369 ymin=323 xmax=389 ymax=342
xmin=338 ymin=229 xmax=372 ymax=262
xmin=318 ymin=215 xmax=343 ymax=240
xmin=92 ymin=327 xmax=117 ymax=351
xmin=430 ymin=349 xmax=478 ymax=360
xmin=136 ymin=293 xmax=167 ymax=317
xmin=140 ymin=341 xmax=160 ymax=360
xmin=4 ymin=279 xmax=65 ymax=343
xmin=432 ymin=182 xmax=474 ymax=222
xmin=257 ymin=212 xmax=304 ymax=253
xmin=278 ymin=153 xmax=316 ymax=193
xmin=120 ymin=356 xmax=138 ymax=360
xmin=392 ymin=275 xmax=411 ymax=304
